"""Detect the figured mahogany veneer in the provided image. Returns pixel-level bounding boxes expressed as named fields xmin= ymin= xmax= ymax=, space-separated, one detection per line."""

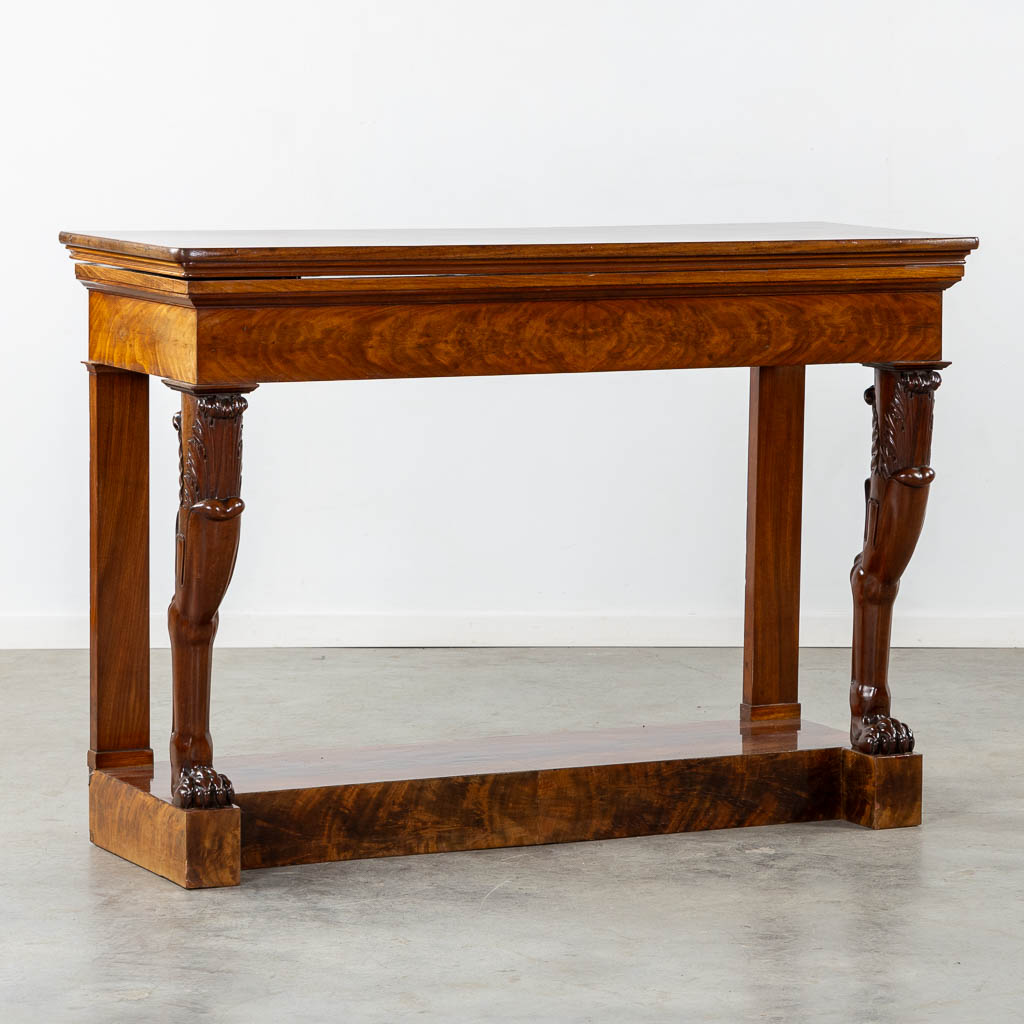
xmin=89 ymin=771 xmax=239 ymax=888
xmin=64 ymin=224 xmax=974 ymax=888
xmin=85 ymin=289 xmax=946 ymax=386
xmin=67 ymin=224 xmax=973 ymax=387
xmin=89 ymin=721 xmax=920 ymax=886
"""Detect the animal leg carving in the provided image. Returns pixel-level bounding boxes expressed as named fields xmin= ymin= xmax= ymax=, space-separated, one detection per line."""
xmin=166 ymin=383 xmax=256 ymax=807
xmin=850 ymin=362 xmax=946 ymax=755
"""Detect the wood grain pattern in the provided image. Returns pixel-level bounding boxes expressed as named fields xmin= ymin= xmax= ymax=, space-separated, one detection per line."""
xmin=237 ymin=749 xmax=842 ymax=870
xmin=73 ymin=260 xmax=967 ymax=307
xmin=841 ymin=748 xmax=922 ymax=829
xmin=87 ymin=364 xmax=152 ymax=772
xmin=67 ymin=224 xmax=967 ymax=886
xmin=189 ymin=291 xmax=942 ymax=386
xmin=92 ymin=722 xmax=919 ymax=884
xmin=89 ymin=770 xmax=240 ymax=888
xmin=742 ymin=366 xmax=805 ymax=721
xmin=88 ymin=291 xmax=197 ymax=382
xmin=68 ymin=225 xmax=966 ymax=387
xmin=80 ymin=284 xmax=944 ymax=386
xmin=58 ymin=223 xmax=979 ymax=279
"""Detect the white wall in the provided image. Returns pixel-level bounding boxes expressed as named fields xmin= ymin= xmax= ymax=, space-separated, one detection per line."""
xmin=1 ymin=0 xmax=1019 ymax=648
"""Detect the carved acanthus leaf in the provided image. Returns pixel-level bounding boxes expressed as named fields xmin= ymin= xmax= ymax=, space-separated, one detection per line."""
xmin=174 ymin=394 xmax=247 ymax=511
xmin=870 ymin=370 xmax=941 ymax=479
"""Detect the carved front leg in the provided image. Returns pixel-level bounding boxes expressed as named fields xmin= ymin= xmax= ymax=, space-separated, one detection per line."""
xmin=850 ymin=362 xmax=947 ymax=755
xmin=166 ymin=383 xmax=256 ymax=807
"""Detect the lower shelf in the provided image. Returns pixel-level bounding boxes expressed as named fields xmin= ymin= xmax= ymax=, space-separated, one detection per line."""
xmin=88 ymin=720 xmax=922 ymax=889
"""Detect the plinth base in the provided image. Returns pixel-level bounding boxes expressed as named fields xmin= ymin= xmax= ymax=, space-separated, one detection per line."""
xmin=88 ymin=720 xmax=922 ymax=889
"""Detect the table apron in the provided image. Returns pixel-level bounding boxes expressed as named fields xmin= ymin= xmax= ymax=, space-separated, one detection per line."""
xmin=86 ymin=289 xmax=943 ymax=385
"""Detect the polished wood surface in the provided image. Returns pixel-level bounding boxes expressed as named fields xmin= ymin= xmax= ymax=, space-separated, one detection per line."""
xmin=86 ymin=364 xmax=152 ymax=772
xmin=89 ymin=770 xmax=240 ymax=888
xmin=742 ymin=366 xmax=804 ymax=722
xmin=68 ymin=224 xmax=974 ymax=388
xmin=238 ymin=750 xmax=841 ymax=869
xmin=65 ymin=223 xmax=974 ymax=886
xmin=59 ymin=222 xmax=974 ymax=246
xmin=201 ymin=290 xmax=944 ymax=379
xmin=841 ymin=749 xmax=922 ymax=829
xmin=88 ymin=292 xmax=197 ymax=382
xmin=146 ymin=720 xmax=850 ymax=796
xmin=93 ymin=720 xmax=918 ymax=880
xmin=166 ymin=384 xmax=255 ymax=807
xmin=60 ymin=223 xmax=977 ymax=279
xmin=73 ymin=259 xmax=970 ymax=306
xmin=849 ymin=362 xmax=946 ymax=754
xmin=87 ymin=289 xmax=944 ymax=387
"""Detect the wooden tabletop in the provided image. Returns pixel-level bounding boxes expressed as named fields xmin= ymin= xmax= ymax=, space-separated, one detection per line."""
xmin=60 ymin=222 xmax=977 ymax=279
xmin=65 ymin=222 xmax=977 ymax=382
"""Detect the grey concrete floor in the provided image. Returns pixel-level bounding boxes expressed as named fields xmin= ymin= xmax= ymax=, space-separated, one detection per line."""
xmin=0 ymin=647 xmax=1022 ymax=1023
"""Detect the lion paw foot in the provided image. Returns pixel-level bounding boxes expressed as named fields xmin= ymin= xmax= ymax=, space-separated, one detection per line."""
xmin=173 ymin=765 xmax=235 ymax=808
xmin=852 ymin=715 xmax=915 ymax=755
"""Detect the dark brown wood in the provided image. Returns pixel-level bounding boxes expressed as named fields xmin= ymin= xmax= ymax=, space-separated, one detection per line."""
xmin=89 ymin=770 xmax=240 ymax=888
xmin=91 ymin=721 xmax=921 ymax=887
xmin=68 ymin=224 xmax=975 ymax=388
xmin=88 ymin=720 xmax=925 ymax=886
xmin=841 ymin=748 xmax=922 ymax=829
xmin=73 ymin=261 xmax=967 ymax=306
xmin=238 ymin=750 xmax=842 ymax=869
xmin=64 ymin=225 xmax=976 ymax=886
xmin=58 ymin=223 xmax=978 ymax=279
xmin=93 ymin=720 xmax=922 ymax=884
xmin=149 ymin=719 xmax=850 ymax=792
xmin=850 ymin=362 xmax=946 ymax=754
xmin=165 ymin=383 xmax=256 ymax=808
xmin=142 ymin=721 xmax=850 ymax=874
xmin=743 ymin=365 xmax=804 ymax=722
xmin=740 ymin=701 xmax=802 ymax=723
xmin=200 ymin=291 xmax=946 ymax=382
xmin=87 ymin=363 xmax=152 ymax=772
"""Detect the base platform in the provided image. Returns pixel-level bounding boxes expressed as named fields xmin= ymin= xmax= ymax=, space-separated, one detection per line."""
xmin=88 ymin=720 xmax=922 ymax=889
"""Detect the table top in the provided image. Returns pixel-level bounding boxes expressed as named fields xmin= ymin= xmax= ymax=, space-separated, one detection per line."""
xmin=67 ymin=222 xmax=976 ymax=383
xmin=60 ymin=222 xmax=977 ymax=278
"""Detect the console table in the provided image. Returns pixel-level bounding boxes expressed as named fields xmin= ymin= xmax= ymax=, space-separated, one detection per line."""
xmin=60 ymin=224 xmax=976 ymax=888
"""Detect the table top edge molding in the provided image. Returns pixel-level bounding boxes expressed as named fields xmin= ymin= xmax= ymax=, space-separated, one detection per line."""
xmin=60 ymin=225 xmax=979 ymax=281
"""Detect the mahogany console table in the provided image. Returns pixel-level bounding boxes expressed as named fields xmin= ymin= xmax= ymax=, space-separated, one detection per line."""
xmin=60 ymin=224 xmax=976 ymax=888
